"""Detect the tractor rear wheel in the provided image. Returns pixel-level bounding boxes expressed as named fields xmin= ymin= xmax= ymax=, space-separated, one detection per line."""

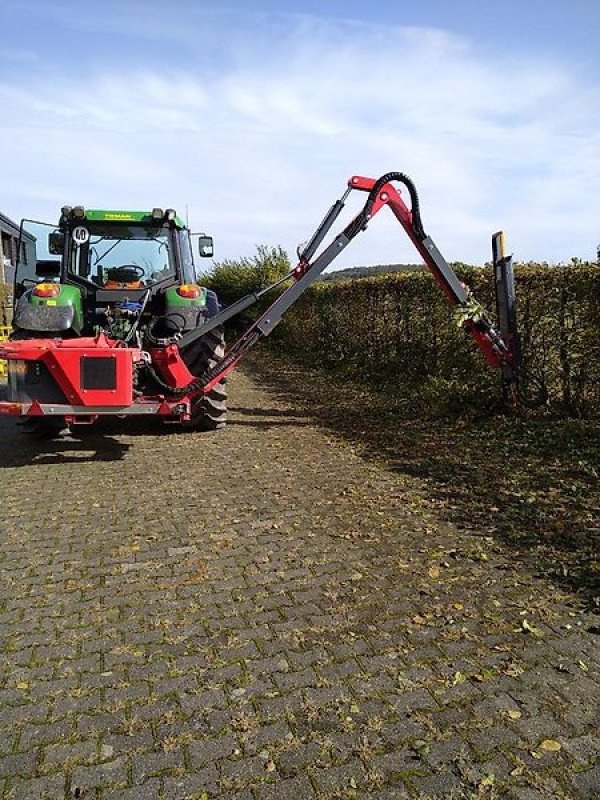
xmin=180 ymin=327 xmax=227 ymax=431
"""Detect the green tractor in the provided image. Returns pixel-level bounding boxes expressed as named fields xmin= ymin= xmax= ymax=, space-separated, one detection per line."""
xmin=8 ymin=206 xmax=227 ymax=435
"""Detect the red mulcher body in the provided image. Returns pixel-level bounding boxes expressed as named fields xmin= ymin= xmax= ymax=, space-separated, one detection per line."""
xmin=0 ymin=173 xmax=519 ymax=436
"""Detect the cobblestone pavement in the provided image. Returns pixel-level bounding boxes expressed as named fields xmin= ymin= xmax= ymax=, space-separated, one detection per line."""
xmin=0 ymin=368 xmax=598 ymax=800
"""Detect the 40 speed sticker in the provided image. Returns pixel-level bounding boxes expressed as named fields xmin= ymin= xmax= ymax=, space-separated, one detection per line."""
xmin=72 ymin=226 xmax=90 ymax=245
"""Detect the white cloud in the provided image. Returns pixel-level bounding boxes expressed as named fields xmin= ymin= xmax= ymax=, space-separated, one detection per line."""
xmin=1 ymin=13 xmax=599 ymax=267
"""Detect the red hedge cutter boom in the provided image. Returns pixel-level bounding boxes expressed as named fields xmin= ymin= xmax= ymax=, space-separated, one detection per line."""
xmin=153 ymin=172 xmax=517 ymax=395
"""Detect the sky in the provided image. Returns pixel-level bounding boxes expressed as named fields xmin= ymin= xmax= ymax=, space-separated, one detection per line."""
xmin=1 ymin=0 xmax=599 ymax=269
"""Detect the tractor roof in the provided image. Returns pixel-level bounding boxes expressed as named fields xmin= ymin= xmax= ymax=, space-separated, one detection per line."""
xmin=67 ymin=208 xmax=187 ymax=228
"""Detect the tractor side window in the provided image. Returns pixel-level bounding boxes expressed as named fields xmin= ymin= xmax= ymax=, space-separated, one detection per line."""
xmin=179 ymin=231 xmax=195 ymax=284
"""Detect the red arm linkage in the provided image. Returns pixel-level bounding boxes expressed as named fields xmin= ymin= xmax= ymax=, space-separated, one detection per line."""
xmin=347 ymin=175 xmax=511 ymax=368
xmin=348 ymin=176 xmax=456 ymax=303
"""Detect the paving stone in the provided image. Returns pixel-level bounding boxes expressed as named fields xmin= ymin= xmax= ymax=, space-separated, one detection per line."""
xmin=390 ymin=688 xmax=437 ymax=713
xmin=424 ymin=735 xmax=472 ymax=769
xmin=303 ymin=685 xmax=351 ymax=707
xmin=0 ymin=730 xmax=15 ymax=756
xmin=273 ymin=667 xmax=318 ymax=692
xmin=364 ymin=786 xmax=411 ymax=799
xmin=161 ymin=765 xmax=220 ymax=799
xmin=42 ymin=738 xmax=98 ymax=767
xmin=219 ymin=753 xmax=271 ymax=784
xmin=257 ymin=773 xmax=315 ymax=799
xmin=5 ymin=773 xmax=66 ymax=800
xmin=188 ymin=733 xmax=238 ymax=767
xmin=411 ymin=768 xmax=464 ymax=797
xmin=131 ymin=749 xmax=184 ymax=783
xmin=561 ymin=733 xmax=600 ymax=767
xmin=179 ymin=688 xmax=227 ymax=714
xmin=101 ymin=730 xmax=154 ymax=757
xmin=0 ymin=702 xmax=49 ymax=729
xmin=570 ymin=764 xmax=600 ymax=800
xmin=0 ymin=749 xmax=39 ymax=780
xmin=469 ymin=723 xmax=521 ymax=756
xmin=310 ymin=758 xmax=366 ymax=793
xmin=76 ymin=713 xmax=124 ymax=736
xmin=71 ymin=756 xmax=128 ymax=792
xmin=104 ymin=778 xmax=161 ymax=800
xmin=277 ymin=741 xmax=323 ymax=777
xmin=242 ymin=719 xmax=291 ymax=754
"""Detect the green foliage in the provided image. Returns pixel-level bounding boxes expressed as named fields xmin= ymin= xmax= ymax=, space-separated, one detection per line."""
xmin=272 ymin=263 xmax=600 ymax=416
xmin=200 ymin=245 xmax=290 ymax=308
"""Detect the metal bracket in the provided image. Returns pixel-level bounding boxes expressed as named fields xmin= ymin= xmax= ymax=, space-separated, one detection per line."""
xmin=492 ymin=231 xmax=520 ymax=403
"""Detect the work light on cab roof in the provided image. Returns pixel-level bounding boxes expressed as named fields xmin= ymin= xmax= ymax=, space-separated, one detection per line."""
xmin=59 ymin=206 xmax=186 ymax=226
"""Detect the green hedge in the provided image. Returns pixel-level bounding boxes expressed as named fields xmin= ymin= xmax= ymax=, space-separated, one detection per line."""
xmin=272 ymin=263 xmax=600 ymax=416
xmin=201 ymin=245 xmax=290 ymax=309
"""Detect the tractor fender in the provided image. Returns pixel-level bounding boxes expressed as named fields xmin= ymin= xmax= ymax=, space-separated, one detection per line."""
xmin=13 ymin=285 xmax=83 ymax=334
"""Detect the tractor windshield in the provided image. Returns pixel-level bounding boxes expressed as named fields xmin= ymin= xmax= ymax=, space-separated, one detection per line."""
xmin=70 ymin=223 xmax=175 ymax=287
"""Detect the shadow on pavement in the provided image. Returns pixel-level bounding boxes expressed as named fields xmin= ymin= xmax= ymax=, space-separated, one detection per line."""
xmin=0 ymin=418 xmax=130 ymax=467
xmin=229 ymin=405 xmax=312 ymax=429
xmin=246 ymin=353 xmax=600 ymax=612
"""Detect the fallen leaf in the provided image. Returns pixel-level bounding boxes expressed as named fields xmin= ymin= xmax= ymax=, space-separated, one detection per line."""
xmin=504 ymin=662 xmax=524 ymax=677
xmin=428 ymin=566 xmax=440 ymax=579
xmin=507 ymin=709 xmax=522 ymax=720
xmin=265 ymin=759 xmax=276 ymax=772
xmin=521 ymin=619 xmax=544 ymax=637
xmin=540 ymin=739 xmax=561 ymax=752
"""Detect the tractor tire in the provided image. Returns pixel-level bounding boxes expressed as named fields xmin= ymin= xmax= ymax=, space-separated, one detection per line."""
xmin=180 ymin=327 xmax=228 ymax=431
xmin=9 ymin=329 xmax=67 ymax=439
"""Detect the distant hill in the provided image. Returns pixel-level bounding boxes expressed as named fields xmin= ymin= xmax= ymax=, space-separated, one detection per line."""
xmin=320 ymin=263 xmax=425 ymax=282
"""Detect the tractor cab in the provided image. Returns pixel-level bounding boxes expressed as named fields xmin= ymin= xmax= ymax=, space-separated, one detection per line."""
xmin=59 ymin=208 xmax=192 ymax=291
xmin=13 ymin=207 xmax=215 ymax=342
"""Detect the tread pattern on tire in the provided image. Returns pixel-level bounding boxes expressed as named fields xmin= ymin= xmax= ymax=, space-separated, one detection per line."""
xmin=181 ymin=327 xmax=228 ymax=431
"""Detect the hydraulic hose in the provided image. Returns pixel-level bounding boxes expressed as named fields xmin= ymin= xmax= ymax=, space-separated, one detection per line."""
xmin=345 ymin=171 xmax=426 ymax=241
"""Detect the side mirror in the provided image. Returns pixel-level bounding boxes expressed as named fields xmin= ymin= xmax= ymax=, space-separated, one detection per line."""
xmin=36 ymin=259 xmax=61 ymax=278
xmin=197 ymin=234 xmax=214 ymax=259
xmin=48 ymin=231 xmax=65 ymax=255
